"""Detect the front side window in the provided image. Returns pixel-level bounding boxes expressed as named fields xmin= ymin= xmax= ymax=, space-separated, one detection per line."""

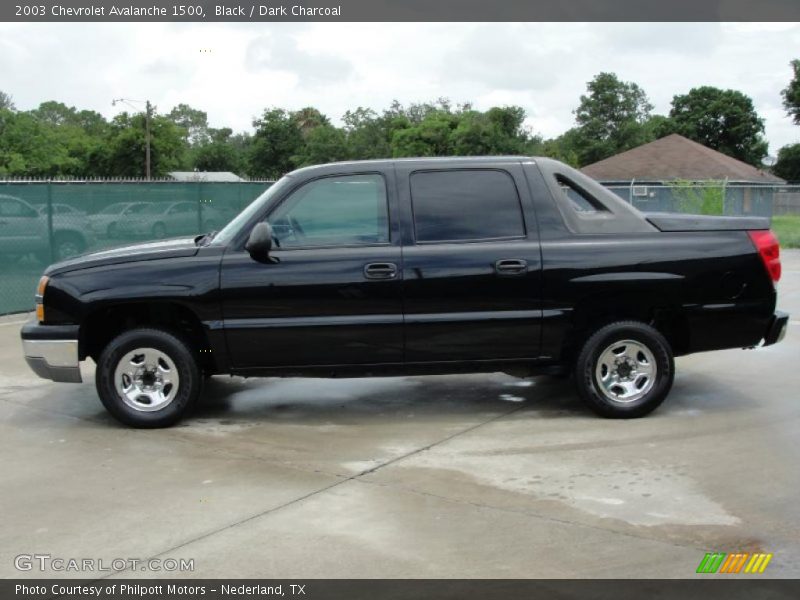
xmin=410 ymin=170 xmax=525 ymax=243
xmin=269 ymin=174 xmax=389 ymax=248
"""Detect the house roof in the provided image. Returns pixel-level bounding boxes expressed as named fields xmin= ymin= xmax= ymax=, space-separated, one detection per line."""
xmin=581 ymin=134 xmax=785 ymax=184
xmin=168 ymin=171 xmax=244 ymax=182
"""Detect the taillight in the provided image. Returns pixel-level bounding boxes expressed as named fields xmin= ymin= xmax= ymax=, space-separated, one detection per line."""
xmin=748 ymin=230 xmax=781 ymax=284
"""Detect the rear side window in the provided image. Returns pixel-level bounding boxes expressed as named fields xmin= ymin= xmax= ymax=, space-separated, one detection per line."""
xmin=410 ymin=170 xmax=525 ymax=243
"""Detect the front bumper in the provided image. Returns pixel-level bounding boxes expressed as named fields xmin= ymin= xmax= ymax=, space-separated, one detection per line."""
xmin=20 ymin=321 xmax=82 ymax=383
xmin=763 ymin=310 xmax=789 ymax=347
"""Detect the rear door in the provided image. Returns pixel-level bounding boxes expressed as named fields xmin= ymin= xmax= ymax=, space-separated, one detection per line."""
xmin=396 ymin=163 xmax=543 ymax=362
xmin=220 ymin=169 xmax=404 ymax=370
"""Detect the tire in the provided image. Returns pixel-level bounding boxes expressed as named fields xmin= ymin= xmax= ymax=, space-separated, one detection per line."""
xmin=575 ymin=321 xmax=674 ymax=418
xmin=152 ymin=222 xmax=167 ymax=239
xmin=95 ymin=328 xmax=201 ymax=428
xmin=53 ymin=232 xmax=85 ymax=261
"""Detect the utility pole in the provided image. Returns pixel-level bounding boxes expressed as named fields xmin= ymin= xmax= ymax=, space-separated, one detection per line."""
xmin=112 ymin=98 xmax=153 ymax=179
xmin=145 ymin=100 xmax=152 ymax=180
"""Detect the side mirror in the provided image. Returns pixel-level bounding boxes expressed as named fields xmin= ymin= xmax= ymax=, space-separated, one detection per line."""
xmin=245 ymin=222 xmax=275 ymax=262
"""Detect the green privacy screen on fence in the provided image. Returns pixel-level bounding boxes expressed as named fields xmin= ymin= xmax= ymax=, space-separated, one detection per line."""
xmin=0 ymin=181 xmax=273 ymax=315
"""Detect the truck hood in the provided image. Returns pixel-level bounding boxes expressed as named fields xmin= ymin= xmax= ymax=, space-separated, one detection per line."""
xmin=45 ymin=237 xmax=200 ymax=276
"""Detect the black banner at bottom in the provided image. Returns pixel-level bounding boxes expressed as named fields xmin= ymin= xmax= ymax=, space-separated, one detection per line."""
xmin=4 ymin=579 xmax=800 ymax=600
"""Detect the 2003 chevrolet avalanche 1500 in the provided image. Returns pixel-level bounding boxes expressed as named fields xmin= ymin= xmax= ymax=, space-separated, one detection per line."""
xmin=20 ymin=157 xmax=788 ymax=427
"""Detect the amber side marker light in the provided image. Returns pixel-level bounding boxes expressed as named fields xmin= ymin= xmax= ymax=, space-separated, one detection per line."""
xmin=35 ymin=276 xmax=48 ymax=322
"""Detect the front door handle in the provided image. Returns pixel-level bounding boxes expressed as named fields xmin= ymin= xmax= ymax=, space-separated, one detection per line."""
xmin=494 ymin=259 xmax=528 ymax=276
xmin=364 ymin=262 xmax=398 ymax=280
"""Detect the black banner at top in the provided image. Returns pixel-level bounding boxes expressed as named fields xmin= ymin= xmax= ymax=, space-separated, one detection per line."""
xmin=3 ymin=0 xmax=800 ymax=22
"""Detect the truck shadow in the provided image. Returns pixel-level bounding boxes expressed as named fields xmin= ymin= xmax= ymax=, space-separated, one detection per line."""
xmin=191 ymin=373 xmax=589 ymax=423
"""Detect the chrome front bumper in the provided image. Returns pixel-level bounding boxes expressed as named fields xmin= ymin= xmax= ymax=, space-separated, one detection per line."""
xmin=21 ymin=322 xmax=82 ymax=383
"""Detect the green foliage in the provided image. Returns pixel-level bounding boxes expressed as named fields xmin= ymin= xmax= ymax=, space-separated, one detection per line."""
xmin=0 ymin=108 xmax=77 ymax=176
xmin=782 ymin=59 xmax=800 ymax=125
xmin=0 ymin=91 xmax=14 ymax=111
xmin=571 ymin=72 xmax=654 ymax=165
xmin=773 ymin=143 xmax=800 ymax=182
xmin=248 ymin=108 xmax=304 ymax=179
xmin=670 ymin=180 xmax=725 ymax=215
xmin=191 ymin=128 xmax=247 ymax=173
xmin=293 ymin=125 xmax=348 ymax=166
xmin=167 ymin=103 xmax=210 ymax=144
xmin=771 ymin=215 xmax=800 ymax=249
xmin=102 ymin=111 xmax=188 ymax=177
xmin=0 ymin=78 xmax=776 ymax=179
xmin=669 ymin=86 xmax=768 ymax=166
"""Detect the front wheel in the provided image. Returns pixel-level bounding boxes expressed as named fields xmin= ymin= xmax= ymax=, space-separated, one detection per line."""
xmin=95 ymin=328 xmax=201 ymax=428
xmin=575 ymin=321 xmax=674 ymax=418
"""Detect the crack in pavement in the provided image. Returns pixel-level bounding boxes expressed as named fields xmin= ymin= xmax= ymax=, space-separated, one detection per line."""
xmin=95 ymin=399 xmax=535 ymax=580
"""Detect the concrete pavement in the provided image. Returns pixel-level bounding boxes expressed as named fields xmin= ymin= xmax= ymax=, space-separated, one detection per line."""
xmin=1 ymin=252 xmax=798 ymax=579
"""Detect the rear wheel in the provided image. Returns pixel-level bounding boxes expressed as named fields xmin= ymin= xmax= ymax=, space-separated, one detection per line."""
xmin=95 ymin=328 xmax=201 ymax=428
xmin=575 ymin=321 xmax=674 ymax=418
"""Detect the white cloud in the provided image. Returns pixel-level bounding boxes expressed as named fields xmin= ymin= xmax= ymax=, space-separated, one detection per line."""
xmin=0 ymin=22 xmax=797 ymax=153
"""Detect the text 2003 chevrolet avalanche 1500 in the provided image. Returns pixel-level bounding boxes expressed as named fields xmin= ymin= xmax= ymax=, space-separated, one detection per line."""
xmin=21 ymin=157 xmax=788 ymax=427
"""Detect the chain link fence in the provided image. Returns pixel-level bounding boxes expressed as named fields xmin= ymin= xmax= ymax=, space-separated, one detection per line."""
xmin=0 ymin=180 xmax=273 ymax=315
xmin=0 ymin=179 xmax=798 ymax=315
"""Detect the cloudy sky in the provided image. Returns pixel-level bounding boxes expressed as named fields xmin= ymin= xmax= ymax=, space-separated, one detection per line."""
xmin=1 ymin=22 xmax=798 ymax=154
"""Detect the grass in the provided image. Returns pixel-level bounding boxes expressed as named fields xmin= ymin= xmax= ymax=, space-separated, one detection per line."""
xmin=772 ymin=215 xmax=800 ymax=249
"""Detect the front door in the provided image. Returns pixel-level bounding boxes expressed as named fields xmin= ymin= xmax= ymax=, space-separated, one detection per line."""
xmin=396 ymin=165 xmax=543 ymax=363
xmin=220 ymin=172 xmax=403 ymax=371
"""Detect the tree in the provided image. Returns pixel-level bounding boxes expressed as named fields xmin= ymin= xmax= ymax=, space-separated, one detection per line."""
xmin=572 ymin=72 xmax=654 ymax=165
xmin=782 ymin=59 xmax=800 ymax=125
xmin=293 ymin=125 xmax=348 ymax=166
xmin=669 ymin=86 xmax=768 ymax=166
xmin=248 ymin=108 xmax=304 ymax=178
xmin=391 ymin=110 xmax=459 ymax=157
xmin=168 ymin=104 xmax=210 ymax=145
xmin=773 ymin=143 xmax=800 ymax=182
xmin=342 ymin=107 xmax=393 ymax=159
xmin=0 ymin=91 xmax=14 ymax=111
xmin=191 ymin=127 xmax=246 ymax=173
xmin=103 ymin=111 xmax=187 ymax=177
xmin=0 ymin=108 xmax=76 ymax=176
xmin=291 ymin=107 xmax=330 ymax=138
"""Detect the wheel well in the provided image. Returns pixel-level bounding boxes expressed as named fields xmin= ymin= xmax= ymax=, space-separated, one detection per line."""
xmin=562 ymin=302 xmax=690 ymax=365
xmin=81 ymin=302 xmax=216 ymax=372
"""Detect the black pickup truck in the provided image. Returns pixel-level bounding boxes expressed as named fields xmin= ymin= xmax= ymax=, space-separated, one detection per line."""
xmin=21 ymin=157 xmax=788 ymax=427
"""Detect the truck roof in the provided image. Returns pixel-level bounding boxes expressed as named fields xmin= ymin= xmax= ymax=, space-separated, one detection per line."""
xmin=289 ymin=156 xmax=535 ymax=176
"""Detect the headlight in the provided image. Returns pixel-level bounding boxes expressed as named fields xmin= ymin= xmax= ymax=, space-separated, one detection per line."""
xmin=35 ymin=276 xmax=48 ymax=322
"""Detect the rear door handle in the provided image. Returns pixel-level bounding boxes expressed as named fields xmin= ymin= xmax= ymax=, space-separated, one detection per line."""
xmin=494 ymin=259 xmax=528 ymax=276
xmin=364 ymin=262 xmax=398 ymax=280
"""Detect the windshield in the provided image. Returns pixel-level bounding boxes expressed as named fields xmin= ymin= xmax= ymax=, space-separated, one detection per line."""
xmin=211 ymin=177 xmax=293 ymax=246
xmin=98 ymin=203 xmax=127 ymax=215
xmin=138 ymin=203 xmax=168 ymax=215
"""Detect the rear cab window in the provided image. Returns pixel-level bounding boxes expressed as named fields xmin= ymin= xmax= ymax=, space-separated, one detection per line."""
xmin=410 ymin=169 xmax=526 ymax=243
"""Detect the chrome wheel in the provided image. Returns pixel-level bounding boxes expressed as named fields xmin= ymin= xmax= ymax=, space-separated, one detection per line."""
xmin=594 ymin=339 xmax=656 ymax=403
xmin=114 ymin=347 xmax=180 ymax=412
